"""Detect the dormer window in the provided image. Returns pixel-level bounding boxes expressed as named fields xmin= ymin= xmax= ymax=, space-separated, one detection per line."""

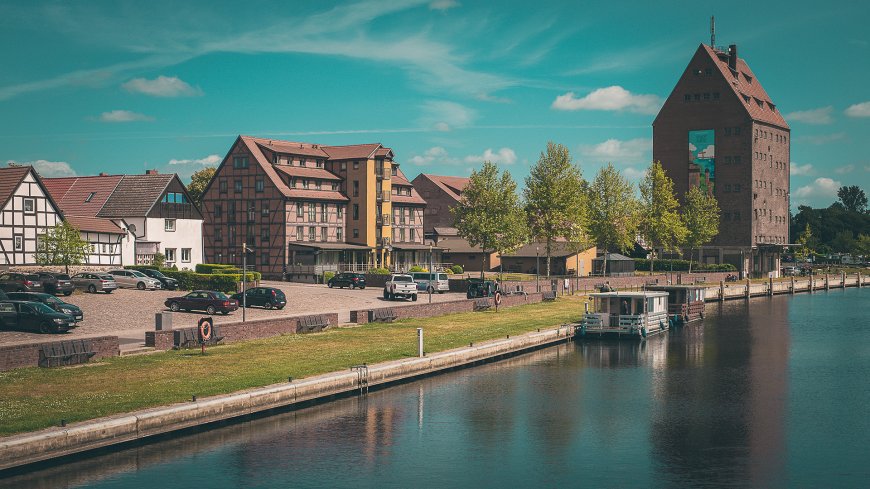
xmin=300 ymin=158 xmax=307 ymax=167
xmin=85 ymin=192 xmax=96 ymax=202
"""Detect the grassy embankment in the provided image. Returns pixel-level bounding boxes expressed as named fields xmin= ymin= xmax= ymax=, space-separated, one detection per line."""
xmin=0 ymin=295 xmax=584 ymax=436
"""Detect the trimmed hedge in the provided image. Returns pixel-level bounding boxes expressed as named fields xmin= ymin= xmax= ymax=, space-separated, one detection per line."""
xmin=196 ymin=263 xmax=238 ymax=274
xmin=450 ymin=264 xmax=464 ymax=274
xmin=408 ymin=266 xmax=427 ymax=273
xmin=633 ymin=258 xmax=736 ymax=272
xmin=160 ymin=271 xmax=259 ymax=293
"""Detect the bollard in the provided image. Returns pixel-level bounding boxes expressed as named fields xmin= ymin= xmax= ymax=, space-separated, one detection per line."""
xmin=842 ymin=272 xmax=846 ymax=289
xmin=720 ymin=280 xmax=725 ymax=300
xmin=825 ymin=273 xmax=830 ymax=291
xmin=858 ymin=272 xmax=862 ymax=288
xmin=417 ymin=328 xmax=424 ymax=358
xmin=790 ymin=276 xmax=795 ymax=294
xmin=745 ymin=278 xmax=751 ymax=299
xmin=768 ymin=276 xmax=774 ymax=296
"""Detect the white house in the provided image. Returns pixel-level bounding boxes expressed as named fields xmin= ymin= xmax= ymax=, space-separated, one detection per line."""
xmin=0 ymin=166 xmax=62 ymax=265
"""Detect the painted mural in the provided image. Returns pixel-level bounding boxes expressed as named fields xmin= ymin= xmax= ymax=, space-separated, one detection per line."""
xmin=688 ymin=129 xmax=715 ymax=195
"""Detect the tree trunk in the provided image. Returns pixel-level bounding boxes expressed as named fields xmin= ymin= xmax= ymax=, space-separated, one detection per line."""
xmin=602 ymin=249 xmax=608 ymax=277
xmin=480 ymin=252 xmax=486 ymax=280
xmin=688 ymin=247 xmax=694 ymax=274
xmin=546 ymin=238 xmax=552 ymax=279
xmin=650 ymin=246 xmax=655 ymax=274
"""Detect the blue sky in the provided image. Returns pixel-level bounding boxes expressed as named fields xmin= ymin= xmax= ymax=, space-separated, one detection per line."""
xmin=1 ymin=0 xmax=867 ymax=209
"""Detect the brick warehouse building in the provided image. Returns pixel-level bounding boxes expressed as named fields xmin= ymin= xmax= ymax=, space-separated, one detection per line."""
xmin=653 ymin=43 xmax=790 ymax=278
xmin=201 ymin=136 xmax=428 ymax=279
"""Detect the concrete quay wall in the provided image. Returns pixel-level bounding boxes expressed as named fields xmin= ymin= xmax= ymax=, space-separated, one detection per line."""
xmin=0 ymin=326 xmax=572 ymax=471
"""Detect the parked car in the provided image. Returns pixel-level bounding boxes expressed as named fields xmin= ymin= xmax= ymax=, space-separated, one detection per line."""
xmin=0 ymin=272 xmax=43 ymax=292
xmin=384 ymin=274 xmax=418 ymax=301
xmin=782 ymin=266 xmax=798 ymax=276
xmin=71 ymin=272 xmax=118 ymax=294
xmin=327 ymin=273 xmax=366 ymax=289
xmin=411 ymin=272 xmax=450 ymax=294
xmin=108 ymin=269 xmax=162 ymax=290
xmin=36 ymin=272 xmax=75 ymax=296
xmin=138 ymin=269 xmax=179 ymax=290
xmin=6 ymin=292 xmax=83 ymax=322
xmin=0 ymin=300 xmax=77 ymax=333
xmin=466 ymin=278 xmax=500 ymax=299
xmin=231 ymin=287 xmax=287 ymax=309
xmin=165 ymin=290 xmax=239 ymax=315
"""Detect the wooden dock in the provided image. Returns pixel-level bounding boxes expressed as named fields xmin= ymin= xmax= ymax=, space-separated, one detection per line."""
xmin=703 ymin=272 xmax=867 ymax=302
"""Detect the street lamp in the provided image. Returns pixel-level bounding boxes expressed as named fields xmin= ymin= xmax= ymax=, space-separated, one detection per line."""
xmin=536 ymin=246 xmax=540 ymax=292
xmin=241 ymin=243 xmax=253 ymax=322
xmin=428 ymin=244 xmax=433 ymax=304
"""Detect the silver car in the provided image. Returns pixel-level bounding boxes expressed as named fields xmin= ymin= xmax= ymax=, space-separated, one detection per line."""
xmin=71 ymin=273 xmax=118 ymax=294
xmin=107 ymin=269 xmax=162 ymax=290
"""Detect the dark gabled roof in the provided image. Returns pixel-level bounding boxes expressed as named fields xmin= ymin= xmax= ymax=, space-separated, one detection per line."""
xmin=251 ymin=138 xmax=330 ymax=158
xmin=391 ymin=168 xmax=426 ymax=205
xmin=64 ymin=215 xmax=125 ymax=234
xmin=43 ymin=175 xmax=123 ymax=218
xmin=417 ymin=174 xmax=468 ymax=202
xmin=97 ymin=174 xmax=175 ymax=217
xmin=0 ymin=166 xmax=32 ymax=209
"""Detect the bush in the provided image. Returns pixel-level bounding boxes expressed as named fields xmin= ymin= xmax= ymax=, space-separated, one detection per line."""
xmin=195 ymin=263 xmax=237 ymax=274
xmin=368 ymin=267 xmax=390 ymax=275
xmin=450 ymin=264 xmax=464 ymax=274
xmin=161 ymin=270 xmax=260 ymax=292
xmin=323 ymin=271 xmax=335 ymax=283
xmin=408 ymin=266 xmax=428 ymax=273
xmin=633 ymin=258 xmax=736 ymax=272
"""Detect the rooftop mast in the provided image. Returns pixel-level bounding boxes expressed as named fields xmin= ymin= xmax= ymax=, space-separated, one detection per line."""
xmin=710 ymin=16 xmax=716 ymax=47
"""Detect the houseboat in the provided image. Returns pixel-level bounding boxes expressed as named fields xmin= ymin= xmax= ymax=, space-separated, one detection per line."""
xmin=646 ymin=285 xmax=707 ymax=326
xmin=575 ymin=291 xmax=670 ymax=339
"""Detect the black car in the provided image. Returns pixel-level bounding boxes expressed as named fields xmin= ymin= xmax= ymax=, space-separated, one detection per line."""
xmin=36 ymin=272 xmax=75 ymax=296
xmin=231 ymin=287 xmax=287 ymax=309
xmin=0 ymin=272 xmax=43 ymax=292
xmin=7 ymin=292 xmax=83 ymax=322
xmin=139 ymin=269 xmax=179 ymax=290
xmin=0 ymin=300 xmax=77 ymax=334
xmin=165 ymin=290 xmax=239 ymax=315
xmin=327 ymin=273 xmax=366 ymax=289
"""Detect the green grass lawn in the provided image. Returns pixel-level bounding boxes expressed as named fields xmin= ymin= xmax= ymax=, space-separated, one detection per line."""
xmin=0 ymin=296 xmax=584 ymax=436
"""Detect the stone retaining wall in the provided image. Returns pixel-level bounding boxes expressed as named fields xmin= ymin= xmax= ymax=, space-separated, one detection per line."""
xmin=0 ymin=336 xmax=120 ymax=372
xmin=145 ymin=313 xmax=339 ymax=351
xmin=350 ymin=292 xmax=544 ymax=324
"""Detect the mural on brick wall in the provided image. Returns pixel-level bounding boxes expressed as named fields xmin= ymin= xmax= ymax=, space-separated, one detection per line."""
xmin=688 ymin=129 xmax=715 ymax=196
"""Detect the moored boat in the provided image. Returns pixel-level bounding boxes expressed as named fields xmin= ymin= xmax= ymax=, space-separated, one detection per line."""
xmin=646 ymin=285 xmax=707 ymax=326
xmin=575 ymin=291 xmax=670 ymax=340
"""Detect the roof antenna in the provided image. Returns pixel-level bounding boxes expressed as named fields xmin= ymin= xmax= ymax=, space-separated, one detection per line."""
xmin=710 ymin=15 xmax=716 ymax=48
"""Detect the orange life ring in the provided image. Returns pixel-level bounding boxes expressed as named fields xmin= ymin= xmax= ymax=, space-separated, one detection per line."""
xmin=494 ymin=291 xmax=502 ymax=306
xmin=198 ymin=318 xmax=213 ymax=342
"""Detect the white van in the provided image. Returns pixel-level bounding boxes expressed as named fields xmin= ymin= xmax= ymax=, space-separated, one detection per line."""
xmin=411 ymin=272 xmax=450 ymax=293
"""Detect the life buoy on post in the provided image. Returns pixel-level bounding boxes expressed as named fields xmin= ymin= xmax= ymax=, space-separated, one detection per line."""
xmin=494 ymin=291 xmax=502 ymax=307
xmin=198 ymin=317 xmax=213 ymax=343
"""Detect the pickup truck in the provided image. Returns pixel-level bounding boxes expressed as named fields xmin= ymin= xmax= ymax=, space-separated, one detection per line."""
xmin=384 ymin=274 xmax=418 ymax=301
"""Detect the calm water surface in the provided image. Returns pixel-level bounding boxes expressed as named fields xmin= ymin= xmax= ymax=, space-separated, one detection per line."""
xmin=3 ymin=288 xmax=869 ymax=488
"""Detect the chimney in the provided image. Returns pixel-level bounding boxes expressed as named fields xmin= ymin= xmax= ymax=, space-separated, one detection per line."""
xmin=99 ymin=172 xmax=108 ymax=176
xmin=145 ymin=169 xmax=159 ymax=175
xmin=728 ymin=44 xmax=738 ymax=71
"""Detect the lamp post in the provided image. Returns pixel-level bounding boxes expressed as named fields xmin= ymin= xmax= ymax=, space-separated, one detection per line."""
xmin=536 ymin=246 xmax=540 ymax=293
xmin=428 ymin=244 xmax=433 ymax=304
xmin=241 ymin=243 xmax=250 ymax=322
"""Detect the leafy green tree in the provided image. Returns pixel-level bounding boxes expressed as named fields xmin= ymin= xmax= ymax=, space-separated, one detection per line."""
xmin=831 ymin=230 xmax=856 ymax=254
xmin=639 ymin=161 xmax=687 ymax=273
xmin=681 ymin=185 xmax=720 ymax=273
xmin=152 ymin=251 xmax=166 ymax=269
xmin=855 ymin=234 xmax=870 ymax=258
xmin=837 ymin=185 xmax=867 ymax=214
xmin=795 ymin=223 xmax=817 ymax=263
xmin=524 ymin=142 xmax=587 ymax=277
xmin=453 ymin=161 xmax=527 ymax=279
xmin=34 ymin=221 xmax=89 ymax=273
xmin=587 ymin=164 xmax=639 ymax=276
xmin=187 ymin=167 xmax=217 ymax=208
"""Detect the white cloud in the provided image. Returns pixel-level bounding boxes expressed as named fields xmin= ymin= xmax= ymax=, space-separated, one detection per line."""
xmin=408 ymin=146 xmax=458 ymax=166
xmin=785 ymin=106 xmax=833 ymax=124
xmin=794 ymin=177 xmax=841 ymax=202
xmin=6 ymin=159 xmax=76 ymax=177
xmin=834 ymin=164 xmax=855 ymax=175
xmin=580 ymin=138 xmax=651 ymax=160
xmin=464 ymin=147 xmax=517 ymax=165
xmin=799 ymin=132 xmax=846 ymax=145
xmin=623 ymin=167 xmax=646 ymax=182
xmin=168 ymin=154 xmax=222 ymax=166
xmin=429 ymin=0 xmax=459 ymax=10
xmin=98 ymin=110 xmax=154 ymax=122
xmin=122 ymin=75 xmax=203 ymax=97
xmin=845 ymin=101 xmax=870 ymax=118
xmin=551 ymin=86 xmax=662 ymax=114
xmin=420 ymin=100 xmax=475 ymax=131
xmin=790 ymin=162 xmax=814 ymax=176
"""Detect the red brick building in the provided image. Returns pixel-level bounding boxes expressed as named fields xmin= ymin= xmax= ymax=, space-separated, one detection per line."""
xmin=653 ymin=43 xmax=790 ymax=277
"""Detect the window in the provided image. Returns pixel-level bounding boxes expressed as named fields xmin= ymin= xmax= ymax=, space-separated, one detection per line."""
xmin=410 ymin=228 xmax=415 ymax=242
xmin=308 ymin=203 xmax=316 ymax=221
xmin=215 ymin=228 xmax=223 ymax=241
xmin=308 ymin=227 xmax=315 ymax=241
xmin=694 ymin=93 xmax=700 ymax=101
xmin=261 ymin=206 xmax=269 ymax=218
xmin=303 ymin=179 xmax=309 ymax=189
xmin=13 ymin=235 xmax=23 ymax=251
xmin=255 ymin=179 xmax=264 ymax=192
xmin=297 ymin=203 xmax=304 ymax=218
xmin=234 ymin=180 xmax=242 ymax=192
xmin=181 ymin=248 xmax=191 ymax=262
xmin=725 ymin=127 xmax=731 ymax=136
xmin=296 ymin=226 xmax=303 ymax=241
xmin=233 ymin=156 xmax=249 ymax=169
xmin=353 ymin=204 xmax=359 ymax=220
xmin=261 ymin=252 xmax=270 ymax=266
xmin=261 ymin=227 xmax=270 ymax=242
xmin=734 ymin=127 xmax=741 ymax=135
xmin=353 ymin=180 xmax=359 ymax=197
xmin=247 ymin=202 xmax=256 ymax=222
xmin=713 ymin=92 xmax=720 ymax=100
xmin=321 ymin=227 xmax=328 ymax=241
xmin=22 ymin=198 xmax=34 ymax=213
xmin=735 ymin=155 xmax=742 ymax=164
xmin=316 ymin=159 xmax=324 ymax=168
xmin=214 ymin=204 xmax=222 ymax=219
xmin=703 ymin=92 xmax=710 ymax=100
xmin=337 ymin=205 xmax=344 ymax=219
xmin=165 ymin=248 xmax=176 ymax=262
xmin=300 ymin=158 xmax=307 ymax=167
xmin=85 ymin=192 xmax=96 ymax=202
xmin=337 ymin=228 xmax=343 ymax=241
xmin=353 ymin=228 xmax=359 ymax=238
xmin=684 ymin=94 xmax=691 ymax=102
xmin=321 ymin=204 xmax=328 ymax=222
xmin=219 ymin=180 xmax=227 ymax=193
xmin=165 ymin=219 xmax=176 ymax=232
xmin=315 ymin=180 xmax=321 ymax=190
xmin=228 ymin=201 xmax=236 ymax=223
xmin=353 ymin=161 xmax=359 ymax=170
xmin=162 ymin=192 xmax=189 ymax=204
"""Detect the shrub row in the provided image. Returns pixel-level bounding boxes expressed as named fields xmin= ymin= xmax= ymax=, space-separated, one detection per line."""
xmin=633 ymin=258 xmax=736 ymax=272
xmin=122 ymin=263 xmax=261 ymax=292
xmin=196 ymin=263 xmax=238 ymax=274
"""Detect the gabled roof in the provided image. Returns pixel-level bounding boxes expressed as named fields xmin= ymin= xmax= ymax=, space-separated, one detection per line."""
xmin=321 ymin=143 xmax=383 ymax=161
xmin=43 ymin=175 xmax=123 ymax=218
xmin=502 ymin=241 xmax=592 ymax=258
xmin=390 ymin=168 xmax=426 ymax=205
xmin=0 ymin=166 xmax=32 ymax=209
xmin=250 ymin=137 xmax=330 ymax=159
xmin=64 ymin=215 xmax=125 ymax=234
xmin=419 ymin=174 xmax=468 ymax=202
xmin=273 ymin=165 xmax=343 ymax=181
xmin=436 ymin=236 xmax=493 ymax=255
xmin=97 ymin=174 xmax=176 ymax=217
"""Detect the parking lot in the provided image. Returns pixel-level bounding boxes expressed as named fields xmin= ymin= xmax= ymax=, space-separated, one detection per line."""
xmin=0 ymin=280 xmax=464 ymax=348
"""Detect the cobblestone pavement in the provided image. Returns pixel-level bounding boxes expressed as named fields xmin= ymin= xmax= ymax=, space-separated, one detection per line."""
xmin=0 ymin=280 xmax=463 ymax=348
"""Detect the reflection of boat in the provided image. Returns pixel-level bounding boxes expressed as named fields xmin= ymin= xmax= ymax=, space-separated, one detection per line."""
xmin=574 ymin=291 xmax=669 ymax=339
xmin=646 ymin=285 xmax=707 ymax=326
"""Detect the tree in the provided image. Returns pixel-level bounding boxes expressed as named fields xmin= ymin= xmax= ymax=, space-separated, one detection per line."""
xmin=795 ymin=223 xmax=817 ymax=263
xmin=452 ymin=161 xmax=527 ymax=279
xmin=681 ymin=185 xmax=720 ymax=273
xmin=152 ymin=252 xmax=166 ymax=269
xmin=34 ymin=221 xmax=89 ymax=273
xmin=187 ymin=167 xmax=217 ymax=207
xmin=837 ymin=185 xmax=867 ymax=214
xmin=587 ymin=164 xmax=639 ymax=276
xmin=523 ymin=142 xmax=587 ymax=278
xmin=639 ymin=161 xmax=687 ymax=273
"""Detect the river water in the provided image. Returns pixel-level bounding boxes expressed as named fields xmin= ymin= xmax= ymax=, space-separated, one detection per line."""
xmin=3 ymin=288 xmax=869 ymax=488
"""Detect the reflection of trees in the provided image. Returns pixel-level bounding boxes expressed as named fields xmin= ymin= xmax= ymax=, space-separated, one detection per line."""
xmin=527 ymin=344 xmax=586 ymax=457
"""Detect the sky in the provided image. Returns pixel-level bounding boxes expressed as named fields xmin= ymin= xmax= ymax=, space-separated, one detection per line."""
xmin=1 ymin=0 xmax=867 ymax=210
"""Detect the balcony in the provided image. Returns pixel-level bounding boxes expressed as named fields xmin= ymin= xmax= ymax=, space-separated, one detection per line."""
xmin=377 ymin=237 xmax=391 ymax=248
xmin=375 ymin=190 xmax=390 ymax=202
xmin=375 ymin=214 xmax=391 ymax=226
